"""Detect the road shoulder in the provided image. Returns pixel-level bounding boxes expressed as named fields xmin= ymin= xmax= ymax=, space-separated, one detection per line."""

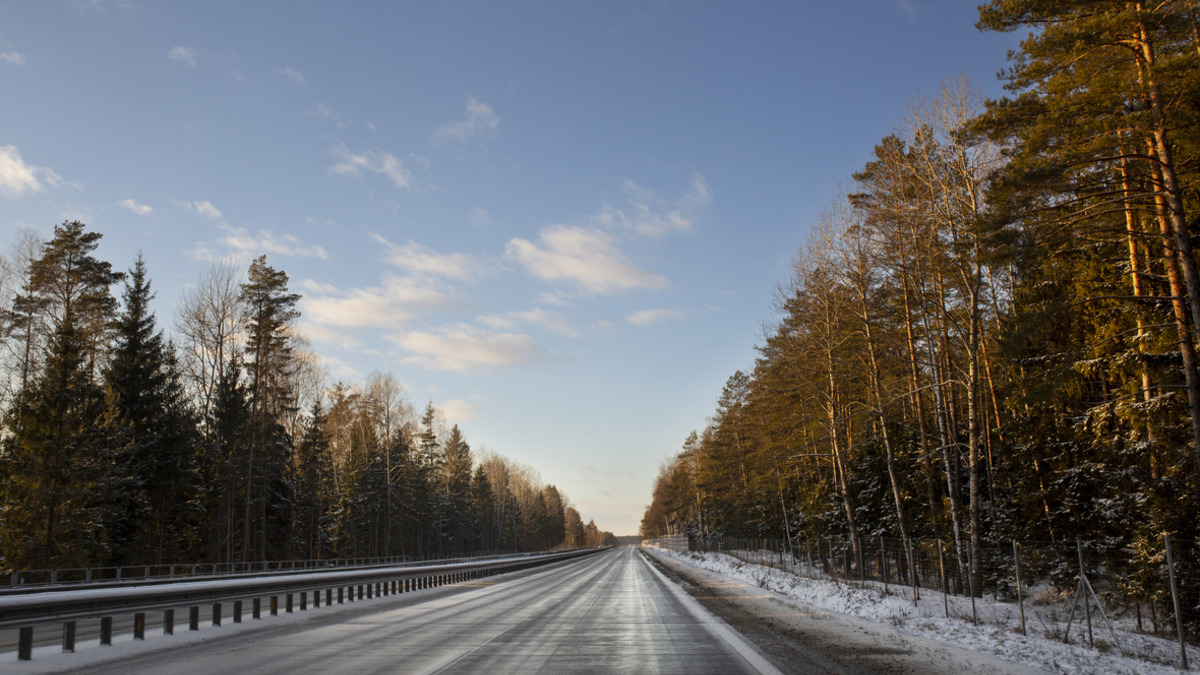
xmin=640 ymin=547 xmax=1048 ymax=675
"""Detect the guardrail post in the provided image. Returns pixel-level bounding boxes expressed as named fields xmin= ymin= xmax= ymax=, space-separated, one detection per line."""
xmin=325 ymin=588 xmax=331 ymax=606
xmin=286 ymin=593 xmax=293 ymax=613
xmin=338 ymin=587 xmax=344 ymax=604
xmin=212 ymin=602 xmax=222 ymax=626
xmin=100 ymin=616 xmax=113 ymax=644
xmin=252 ymin=598 xmax=261 ymax=619
xmin=233 ymin=600 xmax=242 ymax=623
xmin=189 ymin=606 xmax=200 ymax=630
xmin=134 ymin=612 xmax=146 ymax=639
xmin=300 ymin=591 xmax=307 ymax=610
xmin=270 ymin=595 xmax=278 ymax=615
xmin=63 ymin=621 xmax=76 ymax=652
xmin=18 ymin=626 xmax=33 ymax=660
xmin=164 ymin=609 xmax=174 ymax=634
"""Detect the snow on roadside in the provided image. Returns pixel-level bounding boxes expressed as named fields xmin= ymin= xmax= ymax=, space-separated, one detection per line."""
xmin=648 ymin=547 xmax=1194 ymax=675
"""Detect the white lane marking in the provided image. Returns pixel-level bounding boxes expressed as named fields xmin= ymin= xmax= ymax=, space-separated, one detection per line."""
xmin=640 ymin=551 xmax=788 ymax=675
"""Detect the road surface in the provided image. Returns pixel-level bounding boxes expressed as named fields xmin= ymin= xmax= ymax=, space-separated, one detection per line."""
xmin=11 ymin=547 xmax=784 ymax=675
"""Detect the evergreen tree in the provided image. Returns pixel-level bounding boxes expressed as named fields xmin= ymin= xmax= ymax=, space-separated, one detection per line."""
xmin=0 ymin=315 xmax=104 ymax=568
xmin=238 ymin=255 xmax=301 ymax=561
xmin=99 ymin=255 xmax=198 ymax=565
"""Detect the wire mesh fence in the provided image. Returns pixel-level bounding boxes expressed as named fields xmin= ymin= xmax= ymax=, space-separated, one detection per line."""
xmin=659 ymin=532 xmax=1199 ymax=670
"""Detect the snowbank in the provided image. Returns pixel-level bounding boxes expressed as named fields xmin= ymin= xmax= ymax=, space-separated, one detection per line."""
xmin=648 ymin=547 xmax=1195 ymax=675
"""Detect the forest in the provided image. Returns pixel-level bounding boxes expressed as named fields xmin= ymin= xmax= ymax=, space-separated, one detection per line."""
xmin=641 ymin=1 xmax=1200 ymax=586
xmin=0 ymin=223 xmax=616 ymax=572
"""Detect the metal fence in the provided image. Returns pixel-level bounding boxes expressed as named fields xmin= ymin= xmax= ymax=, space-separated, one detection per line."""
xmin=672 ymin=533 xmax=1198 ymax=670
xmin=641 ymin=534 xmax=688 ymax=553
xmin=1 ymin=548 xmax=605 ymax=662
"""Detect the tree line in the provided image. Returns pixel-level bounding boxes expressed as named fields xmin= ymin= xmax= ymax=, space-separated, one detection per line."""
xmin=0 ymin=222 xmax=616 ymax=570
xmin=642 ymin=1 xmax=1200 ymax=593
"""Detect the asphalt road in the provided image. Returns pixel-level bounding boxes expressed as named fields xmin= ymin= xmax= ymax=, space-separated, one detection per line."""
xmin=11 ymin=547 xmax=784 ymax=675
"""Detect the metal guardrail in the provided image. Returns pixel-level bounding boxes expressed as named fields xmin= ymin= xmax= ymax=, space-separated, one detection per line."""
xmin=0 ymin=550 xmax=551 ymax=597
xmin=2 ymin=549 xmax=517 ymax=590
xmin=2 ymin=547 xmax=605 ymax=661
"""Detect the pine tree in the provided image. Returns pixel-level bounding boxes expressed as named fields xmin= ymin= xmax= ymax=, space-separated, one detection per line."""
xmin=0 ymin=314 xmax=104 ymax=568
xmin=238 ymin=255 xmax=301 ymax=561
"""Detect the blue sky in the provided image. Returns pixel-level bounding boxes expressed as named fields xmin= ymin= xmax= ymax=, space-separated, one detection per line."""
xmin=0 ymin=1 xmax=1020 ymax=535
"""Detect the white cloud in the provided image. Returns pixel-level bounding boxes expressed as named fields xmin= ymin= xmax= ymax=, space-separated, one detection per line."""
xmin=298 ymin=322 xmax=362 ymax=349
xmin=218 ymin=225 xmax=328 ymax=259
xmin=168 ymin=46 xmax=196 ymax=67
xmin=330 ymin=143 xmax=412 ymax=189
xmin=478 ymin=307 xmax=577 ymax=338
xmin=374 ymin=235 xmax=488 ymax=281
xmin=594 ymin=172 xmax=712 ymax=238
xmin=300 ymin=274 xmax=455 ymax=330
xmin=626 ymin=308 xmax=685 ymax=326
xmin=469 ymin=208 xmax=489 ymax=226
xmin=396 ymin=324 xmax=546 ymax=373
xmin=0 ymin=52 xmax=25 ymax=66
xmin=305 ymin=103 xmax=335 ymax=119
xmin=190 ymin=200 xmax=222 ymax=219
xmin=439 ymin=399 xmax=477 ymax=422
xmin=117 ymin=198 xmax=152 ymax=216
xmin=589 ymin=320 xmax=615 ymax=333
xmin=536 ymin=292 xmax=573 ymax=308
xmin=278 ymin=67 xmax=306 ymax=86
xmin=434 ymin=98 xmax=500 ymax=143
xmin=506 ymin=224 xmax=666 ymax=295
xmin=0 ymin=146 xmax=62 ymax=198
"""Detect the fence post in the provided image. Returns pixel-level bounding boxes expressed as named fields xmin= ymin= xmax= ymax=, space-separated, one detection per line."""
xmin=1013 ymin=541 xmax=1026 ymax=636
xmin=1164 ymin=533 xmax=1189 ymax=671
xmin=1077 ymin=539 xmax=1093 ymax=648
xmin=881 ymin=539 xmax=888 ymax=593
xmin=938 ymin=540 xmax=948 ymax=618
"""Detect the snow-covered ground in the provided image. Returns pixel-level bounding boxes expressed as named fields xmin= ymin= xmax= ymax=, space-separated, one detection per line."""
xmin=649 ymin=547 xmax=1196 ymax=675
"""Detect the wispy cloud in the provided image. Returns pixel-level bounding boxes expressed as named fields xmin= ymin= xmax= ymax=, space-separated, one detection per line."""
xmin=217 ymin=225 xmax=327 ymax=259
xmin=183 ymin=200 xmax=222 ymax=219
xmin=626 ymin=308 xmax=684 ymax=326
xmin=117 ymin=198 xmax=152 ymax=216
xmin=478 ymin=307 xmax=577 ymax=338
xmin=396 ymin=324 xmax=546 ymax=373
xmin=277 ymin=67 xmax=306 ymax=86
xmin=469 ymin=208 xmax=489 ymax=226
xmin=0 ymin=52 xmax=25 ymax=66
xmin=506 ymin=224 xmax=666 ymax=295
xmin=0 ymin=146 xmax=63 ymax=198
xmin=433 ymin=98 xmax=500 ymax=143
xmin=594 ymin=172 xmax=711 ymax=238
xmin=439 ymin=399 xmax=477 ymax=422
xmin=305 ymin=103 xmax=336 ymax=119
xmin=299 ymin=322 xmax=362 ymax=350
xmin=329 ymin=142 xmax=412 ymax=189
xmin=168 ymin=46 xmax=197 ymax=67
xmin=374 ymin=235 xmax=490 ymax=281
xmin=300 ymin=275 xmax=456 ymax=330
